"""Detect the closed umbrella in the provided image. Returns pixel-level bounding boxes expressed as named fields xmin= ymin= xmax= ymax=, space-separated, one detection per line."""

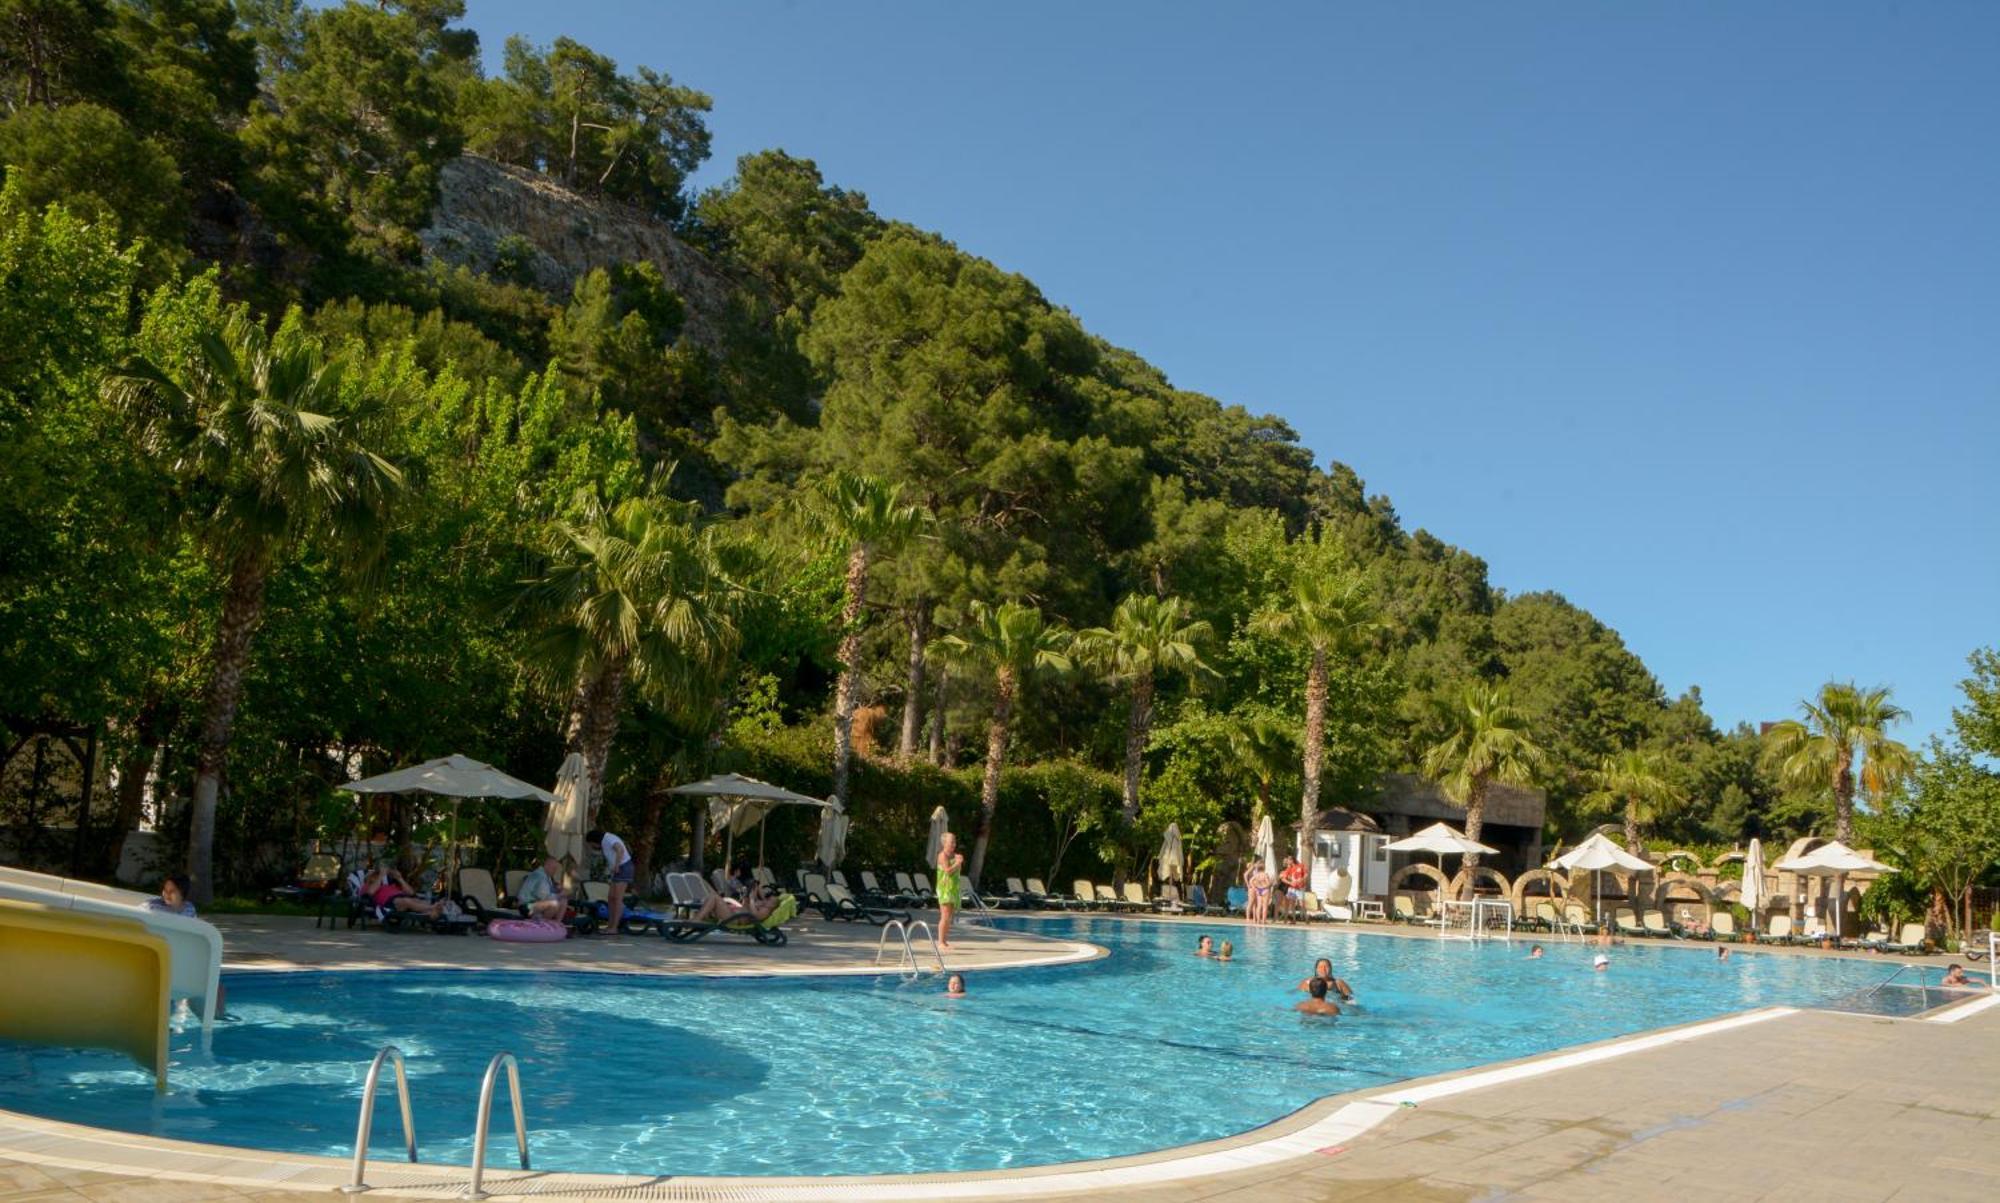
xmin=544 ymin=754 xmax=588 ymax=868
xmin=816 ymin=807 xmax=850 ymax=869
xmin=1158 ymin=823 xmax=1185 ymax=887
xmin=925 ymin=806 xmax=951 ymax=869
xmin=1739 ymin=838 xmax=1766 ymax=935
xmin=1550 ymin=832 xmax=1653 ymax=926
xmin=1252 ymin=815 xmax=1277 ymax=878
xmin=343 ymin=754 xmax=557 ymax=883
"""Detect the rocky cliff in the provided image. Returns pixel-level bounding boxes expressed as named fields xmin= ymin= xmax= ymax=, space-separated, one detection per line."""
xmin=420 ymin=155 xmax=734 ymax=346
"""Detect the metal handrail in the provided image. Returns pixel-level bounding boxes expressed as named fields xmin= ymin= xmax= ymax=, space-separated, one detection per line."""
xmin=463 ymin=1052 xmax=530 ymax=1201
xmin=341 ymin=1046 xmax=418 ymax=1194
xmin=874 ymin=919 xmax=918 ymax=978
xmin=905 ymin=919 xmax=946 ymax=971
xmin=1865 ymin=963 xmax=1935 ymax=1011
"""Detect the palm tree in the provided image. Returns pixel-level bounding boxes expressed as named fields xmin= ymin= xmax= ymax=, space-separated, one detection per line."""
xmin=111 ymin=313 xmax=408 ymax=895
xmin=515 ymin=489 xmax=741 ymax=818
xmin=937 ymin=601 xmax=1071 ymax=887
xmin=1075 ymin=593 xmax=1213 ymax=823
xmin=1587 ymin=749 xmax=1679 ymax=854
xmin=107 ymin=315 xmax=406 ymax=904
xmin=802 ymin=471 xmax=927 ymax=807
xmin=1226 ymin=714 xmax=1294 ymax=831
xmin=1763 ymin=682 xmax=1915 ymax=936
xmin=1250 ymin=568 xmax=1379 ymax=861
xmin=1421 ymin=681 xmax=1545 ymax=894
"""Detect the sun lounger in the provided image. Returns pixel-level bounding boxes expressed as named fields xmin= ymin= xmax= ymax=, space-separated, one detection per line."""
xmin=1884 ymin=922 xmax=1928 ymax=954
xmin=1642 ymin=909 xmax=1674 ymax=938
xmin=1613 ymin=907 xmax=1645 ymax=938
xmin=1710 ymin=911 xmax=1737 ymax=940
xmin=1024 ymin=878 xmax=1066 ymax=909
xmin=1765 ymin=914 xmax=1793 ymax=943
xmin=455 ymin=868 xmax=520 ymax=923
xmin=1392 ymin=893 xmax=1415 ymax=923
xmin=1561 ymin=902 xmax=1598 ymax=933
xmin=1960 ymin=930 xmax=1993 ymax=961
xmin=658 ymin=893 xmax=798 ymax=946
xmin=1531 ymin=901 xmax=1561 ymax=931
xmin=860 ymin=870 xmax=913 ymax=906
xmin=1153 ymin=884 xmax=1189 ymax=914
xmin=1189 ymin=884 xmax=1225 ymax=915
xmin=1098 ymin=883 xmax=1138 ymax=912
xmin=267 ymin=852 xmax=343 ymax=906
xmin=1070 ymin=879 xmax=1104 ymax=910
xmin=1310 ymin=891 xmax=1352 ymax=922
xmin=1119 ymin=883 xmax=1152 ymax=912
xmin=503 ymin=869 xmax=528 ymax=904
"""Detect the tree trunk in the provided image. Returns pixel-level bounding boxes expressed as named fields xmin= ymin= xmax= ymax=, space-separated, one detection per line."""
xmin=186 ymin=551 xmax=272 ymax=906
xmin=632 ymin=771 xmax=671 ymax=890
xmin=568 ymin=658 xmax=629 ymax=821
xmin=1460 ymin=776 xmax=1489 ymax=898
xmin=110 ymin=696 xmax=165 ymax=878
xmin=1624 ymin=797 xmax=1641 ymax=854
xmin=966 ymin=668 xmax=1016 ymax=889
xmin=1297 ymin=648 xmax=1328 ymax=863
xmin=1832 ymin=757 xmax=1854 ymax=934
xmin=1120 ymin=674 xmax=1154 ymax=824
xmin=898 ymin=604 xmax=929 ymax=762
xmin=830 ymin=545 xmax=870 ymax=807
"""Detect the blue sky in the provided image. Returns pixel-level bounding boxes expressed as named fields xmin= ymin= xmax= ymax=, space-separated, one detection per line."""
xmin=461 ymin=1 xmax=1998 ymax=745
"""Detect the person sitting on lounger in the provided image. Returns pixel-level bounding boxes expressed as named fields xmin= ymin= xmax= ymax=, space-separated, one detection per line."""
xmin=1195 ymin=935 xmax=1214 ymax=958
xmin=692 ymin=887 xmax=783 ymax=925
xmin=1942 ymin=964 xmax=1981 ymax=988
xmin=1294 ymin=977 xmax=1341 ymax=1016
xmin=362 ymin=866 xmax=445 ymax=921
xmin=515 ymin=856 xmax=566 ymax=921
xmin=1298 ymin=957 xmax=1354 ymax=1001
xmin=147 ymin=874 xmax=197 ymax=917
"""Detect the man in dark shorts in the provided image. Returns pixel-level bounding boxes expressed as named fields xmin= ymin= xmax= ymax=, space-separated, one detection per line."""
xmin=586 ymin=829 xmax=633 ymax=934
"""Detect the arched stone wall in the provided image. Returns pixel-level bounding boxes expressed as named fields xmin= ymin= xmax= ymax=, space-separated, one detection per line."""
xmin=1447 ymin=865 xmax=1512 ymax=901
xmin=1388 ymin=863 xmax=1450 ymax=896
xmin=1657 ymin=849 xmax=1709 ymax=875
xmin=1510 ymin=868 xmax=1569 ymax=916
xmin=1653 ymin=872 xmax=1718 ymax=926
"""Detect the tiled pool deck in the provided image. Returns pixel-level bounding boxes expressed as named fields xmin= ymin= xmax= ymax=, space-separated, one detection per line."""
xmin=1 ymin=912 xmax=1995 ymax=1202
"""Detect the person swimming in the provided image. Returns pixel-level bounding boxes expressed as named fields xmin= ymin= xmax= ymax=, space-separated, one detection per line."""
xmin=1717 ymin=946 xmax=1730 ymax=961
xmin=945 ymin=973 xmax=967 ymax=997
xmin=1593 ymin=953 xmax=1610 ymax=972
xmin=1217 ymin=940 xmax=1234 ymax=962
xmin=1941 ymin=964 xmax=1980 ymax=988
xmin=1529 ymin=944 xmax=1544 ymax=958
xmin=1195 ymin=935 xmax=1214 ymax=958
xmin=1296 ymin=957 xmax=1354 ymax=1001
xmin=1294 ymin=976 xmax=1341 ymax=1017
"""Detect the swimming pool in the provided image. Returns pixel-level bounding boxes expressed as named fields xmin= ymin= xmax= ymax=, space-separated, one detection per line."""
xmin=0 ymin=918 xmax=1932 ymax=1177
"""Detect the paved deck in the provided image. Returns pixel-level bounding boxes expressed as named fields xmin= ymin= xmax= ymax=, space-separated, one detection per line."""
xmin=203 ymin=910 xmax=1098 ymax=976
xmin=0 ymin=914 xmax=1994 ymax=1202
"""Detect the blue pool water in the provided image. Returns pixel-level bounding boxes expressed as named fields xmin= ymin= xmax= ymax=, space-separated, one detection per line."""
xmin=0 ymin=919 xmax=1936 ymax=1176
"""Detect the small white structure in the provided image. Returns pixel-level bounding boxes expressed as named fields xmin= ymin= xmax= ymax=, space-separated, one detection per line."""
xmin=1309 ymin=827 xmax=1391 ymax=905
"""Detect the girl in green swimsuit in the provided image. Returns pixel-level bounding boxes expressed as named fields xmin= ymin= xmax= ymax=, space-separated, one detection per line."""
xmin=936 ymin=831 xmax=964 ymax=948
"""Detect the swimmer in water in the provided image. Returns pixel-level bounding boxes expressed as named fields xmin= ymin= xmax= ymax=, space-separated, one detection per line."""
xmin=1296 ymin=957 xmax=1354 ymax=1001
xmin=1294 ymin=976 xmax=1341 ymax=1017
xmin=1529 ymin=944 xmax=1544 ymax=958
xmin=1593 ymin=953 xmax=1609 ymax=973
xmin=945 ymin=973 xmax=967 ymax=997
xmin=1217 ymin=940 xmax=1234 ymax=962
xmin=1195 ymin=935 xmax=1214 ymax=958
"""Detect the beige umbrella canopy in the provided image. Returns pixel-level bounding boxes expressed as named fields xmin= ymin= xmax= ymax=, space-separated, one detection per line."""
xmin=1551 ymin=832 xmax=1653 ymax=925
xmin=667 ymin=773 xmax=835 ymax=867
xmin=1775 ymin=840 xmax=1893 ymax=937
xmin=343 ymin=754 xmax=559 ymax=882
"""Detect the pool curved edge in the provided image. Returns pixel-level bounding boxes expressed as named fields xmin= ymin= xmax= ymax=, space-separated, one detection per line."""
xmin=0 ymin=1005 xmax=1804 ymax=1202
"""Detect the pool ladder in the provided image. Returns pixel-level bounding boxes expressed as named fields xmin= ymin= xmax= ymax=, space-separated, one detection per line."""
xmin=342 ymin=1045 xmax=531 ymax=1199
xmin=874 ymin=918 xmax=945 ymax=978
xmin=1866 ymin=963 xmax=1936 ymax=1011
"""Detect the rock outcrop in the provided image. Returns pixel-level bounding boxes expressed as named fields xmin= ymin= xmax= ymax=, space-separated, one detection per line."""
xmin=421 ymin=155 xmax=734 ymax=346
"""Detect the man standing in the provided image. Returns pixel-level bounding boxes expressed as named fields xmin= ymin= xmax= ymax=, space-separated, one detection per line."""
xmin=1279 ymin=854 xmax=1308 ymax=922
xmin=586 ymin=829 xmax=632 ymax=934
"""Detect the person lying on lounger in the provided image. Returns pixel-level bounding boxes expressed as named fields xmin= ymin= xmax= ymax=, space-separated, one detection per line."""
xmin=361 ymin=866 xmax=445 ymax=921
xmin=515 ymin=856 xmax=566 ymax=921
xmin=692 ymin=887 xmax=783 ymax=925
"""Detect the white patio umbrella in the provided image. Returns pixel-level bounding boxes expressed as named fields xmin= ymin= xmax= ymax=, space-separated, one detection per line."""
xmin=1385 ymin=821 xmax=1498 ymax=888
xmin=815 ymin=807 xmax=850 ymax=869
xmin=1158 ymin=823 xmax=1185 ymax=887
xmin=543 ymin=753 xmax=589 ymax=876
xmin=1774 ymin=840 xmax=1894 ymax=938
xmin=343 ymin=754 xmax=557 ymax=882
xmin=1252 ymin=815 xmax=1278 ymax=877
xmin=1550 ymin=832 xmax=1653 ymax=926
xmin=1739 ymin=837 xmax=1766 ymax=935
xmin=666 ymin=773 xmax=835 ymax=868
xmin=925 ymin=806 xmax=951 ymax=867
